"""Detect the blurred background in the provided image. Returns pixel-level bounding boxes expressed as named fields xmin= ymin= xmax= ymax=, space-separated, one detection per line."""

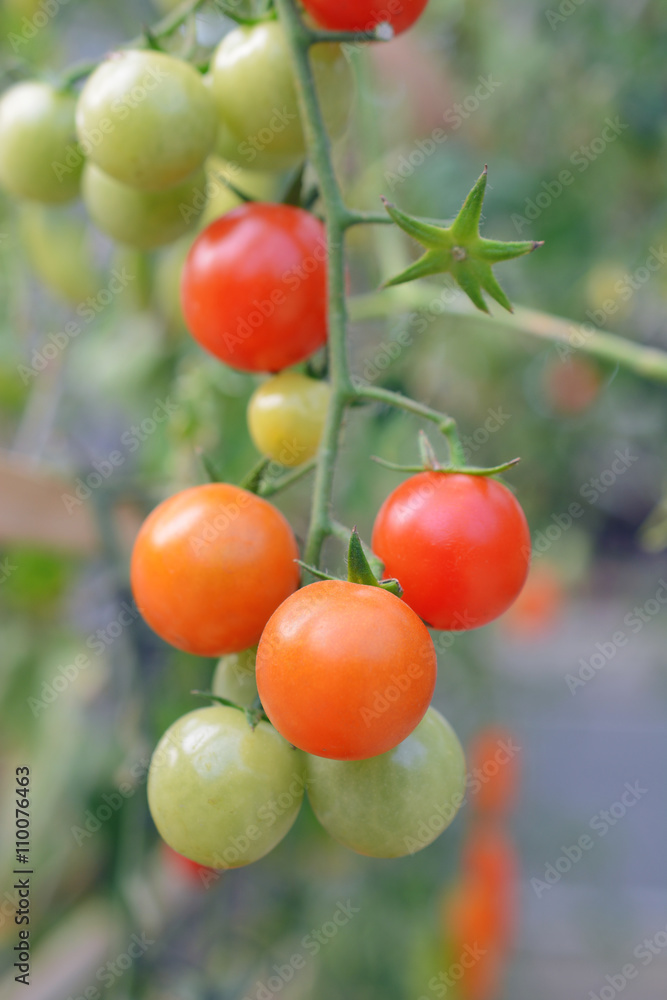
xmin=1 ymin=0 xmax=667 ymax=998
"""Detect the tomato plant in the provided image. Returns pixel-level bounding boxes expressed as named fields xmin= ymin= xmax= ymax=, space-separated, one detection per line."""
xmin=372 ymin=472 xmax=531 ymax=630
xmin=76 ymin=49 xmax=217 ymax=191
xmin=210 ymin=20 xmax=353 ymax=171
xmin=181 ymin=203 xmax=328 ymax=372
xmin=130 ymin=483 xmax=300 ymax=656
xmin=256 ymin=579 xmax=437 ymax=759
xmin=147 ymin=705 xmax=306 ymax=869
xmin=247 ymin=372 xmax=330 ymax=466
xmin=0 ymin=82 xmax=81 ymax=203
xmin=306 ymin=707 xmax=465 ymax=857
xmin=300 ymin=0 xmax=429 ymax=35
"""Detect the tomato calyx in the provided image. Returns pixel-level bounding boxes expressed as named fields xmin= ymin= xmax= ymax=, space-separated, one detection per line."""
xmin=347 ymin=528 xmax=402 ymax=597
xmin=191 ymin=690 xmax=269 ymax=730
xmin=372 ymin=430 xmax=521 ymax=480
xmin=381 ymin=166 xmax=544 ymax=314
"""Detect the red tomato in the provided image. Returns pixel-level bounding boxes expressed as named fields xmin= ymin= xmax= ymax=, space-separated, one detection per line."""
xmin=161 ymin=843 xmax=218 ymax=884
xmin=131 ymin=483 xmax=300 ymax=656
xmin=543 ymin=356 xmax=602 ymax=416
xmin=181 ymin=203 xmax=328 ymax=373
xmin=372 ymin=473 xmax=531 ymax=631
xmin=256 ymin=580 xmax=437 ymax=760
xmin=467 ymin=727 xmax=521 ymax=817
xmin=301 ymin=0 xmax=429 ymax=35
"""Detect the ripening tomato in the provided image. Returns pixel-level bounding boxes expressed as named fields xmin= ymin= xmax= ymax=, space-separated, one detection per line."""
xmin=182 ymin=203 xmax=328 ymax=372
xmin=210 ymin=21 xmax=353 ymax=172
xmin=301 ymin=0 xmax=429 ymax=35
xmin=306 ymin=707 xmax=465 ymax=857
xmin=247 ymin=372 xmax=330 ymax=466
xmin=461 ymin=823 xmax=519 ymax=949
xmin=372 ymin=473 xmax=531 ymax=631
xmin=212 ymin=648 xmax=258 ymax=709
xmin=441 ymin=879 xmax=507 ymax=1000
xmin=0 ymin=82 xmax=81 ymax=203
xmin=161 ymin=843 xmax=216 ymax=885
xmin=148 ymin=706 xmax=306 ymax=869
xmin=256 ymin=580 xmax=437 ymax=760
xmin=76 ymin=50 xmax=217 ymax=191
xmin=82 ymin=162 xmax=206 ymax=248
xmin=131 ymin=483 xmax=300 ymax=656
xmin=467 ymin=727 xmax=521 ymax=817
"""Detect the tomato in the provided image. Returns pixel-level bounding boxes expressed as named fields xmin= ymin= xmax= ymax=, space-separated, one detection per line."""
xmin=161 ymin=843 xmax=216 ymax=884
xmin=256 ymin=580 xmax=437 ymax=759
xmin=247 ymin=372 xmax=330 ymax=467
xmin=182 ymin=203 xmax=328 ymax=373
xmin=372 ymin=473 xmax=531 ymax=631
xmin=500 ymin=562 xmax=563 ymax=638
xmin=131 ymin=483 xmax=300 ymax=656
xmin=76 ymin=50 xmax=217 ymax=191
xmin=18 ymin=203 xmax=101 ymax=303
xmin=467 ymin=726 xmax=521 ymax=817
xmin=542 ymin=356 xmax=602 ymax=416
xmin=212 ymin=648 xmax=258 ymax=709
xmin=300 ymin=0 xmax=429 ymax=35
xmin=306 ymin=707 xmax=465 ymax=856
xmin=201 ymin=155 xmax=285 ymax=228
xmin=210 ymin=21 xmax=353 ymax=172
xmin=148 ymin=706 xmax=306 ymax=868
xmin=0 ymin=82 xmax=81 ymax=203
xmin=82 ymin=162 xmax=205 ymax=249
xmin=461 ymin=823 xmax=518 ymax=949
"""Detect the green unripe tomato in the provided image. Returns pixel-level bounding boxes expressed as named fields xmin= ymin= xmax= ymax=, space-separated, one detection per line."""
xmin=210 ymin=21 xmax=353 ymax=172
xmin=18 ymin=203 xmax=101 ymax=303
xmin=247 ymin=372 xmax=330 ymax=467
xmin=200 ymin=154 xmax=286 ymax=227
xmin=0 ymin=82 xmax=81 ymax=203
xmin=76 ymin=50 xmax=217 ymax=192
xmin=212 ymin=648 xmax=258 ymax=709
xmin=148 ymin=706 xmax=306 ymax=869
xmin=306 ymin=708 xmax=466 ymax=858
xmin=82 ymin=162 xmax=206 ymax=249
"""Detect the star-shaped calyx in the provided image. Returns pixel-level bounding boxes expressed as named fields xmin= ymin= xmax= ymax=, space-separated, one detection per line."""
xmin=381 ymin=166 xmax=543 ymax=313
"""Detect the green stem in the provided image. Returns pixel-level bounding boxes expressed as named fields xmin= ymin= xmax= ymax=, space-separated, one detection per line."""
xmin=275 ymin=0 xmax=355 ymax=569
xmin=349 ymin=283 xmax=667 ymax=385
xmin=258 ymin=458 xmax=317 ymax=497
xmin=357 ymin=384 xmax=465 ymax=465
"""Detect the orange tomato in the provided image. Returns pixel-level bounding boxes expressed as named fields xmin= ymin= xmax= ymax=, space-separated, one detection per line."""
xmin=500 ymin=563 xmax=563 ymax=638
xmin=461 ymin=822 xmax=519 ymax=949
xmin=131 ymin=483 xmax=300 ymax=656
xmin=467 ymin=727 xmax=522 ymax=817
xmin=542 ymin=356 xmax=602 ymax=416
xmin=256 ymin=580 xmax=437 ymax=759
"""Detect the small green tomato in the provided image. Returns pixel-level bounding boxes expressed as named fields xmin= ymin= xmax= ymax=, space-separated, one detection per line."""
xmin=212 ymin=649 xmax=259 ymax=709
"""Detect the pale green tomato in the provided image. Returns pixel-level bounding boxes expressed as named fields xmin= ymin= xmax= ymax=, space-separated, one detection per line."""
xmin=76 ymin=50 xmax=217 ymax=191
xmin=210 ymin=21 xmax=353 ymax=171
xmin=306 ymin=708 xmax=466 ymax=858
xmin=18 ymin=203 xmax=101 ymax=303
xmin=200 ymin=154 xmax=285 ymax=227
xmin=0 ymin=82 xmax=81 ymax=203
xmin=212 ymin=648 xmax=258 ymax=709
xmin=247 ymin=372 xmax=330 ymax=467
xmin=154 ymin=237 xmax=191 ymax=330
xmin=82 ymin=162 xmax=206 ymax=249
xmin=148 ymin=706 xmax=306 ymax=869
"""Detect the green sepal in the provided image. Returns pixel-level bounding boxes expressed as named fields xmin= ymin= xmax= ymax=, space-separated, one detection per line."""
xmin=197 ymin=448 xmax=223 ymax=483
xmin=382 ymin=166 xmax=543 ymax=314
xmin=190 ymin=690 xmax=269 ymax=730
xmin=294 ymin=559 xmax=339 ymax=583
xmin=347 ymin=528 xmax=403 ymax=596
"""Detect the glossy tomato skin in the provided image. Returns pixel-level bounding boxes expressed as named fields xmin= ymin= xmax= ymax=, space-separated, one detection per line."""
xmin=372 ymin=473 xmax=531 ymax=631
xmin=212 ymin=648 xmax=258 ymax=709
xmin=76 ymin=50 xmax=217 ymax=191
xmin=306 ymin=707 xmax=465 ymax=857
xmin=301 ymin=0 xmax=429 ymax=34
xmin=210 ymin=21 xmax=353 ymax=172
xmin=182 ymin=203 xmax=327 ymax=373
xmin=247 ymin=372 xmax=330 ymax=466
xmin=82 ymin=162 xmax=206 ymax=249
xmin=148 ymin=706 xmax=306 ymax=869
xmin=0 ymin=83 xmax=81 ymax=203
xmin=131 ymin=483 xmax=300 ymax=656
xmin=256 ymin=580 xmax=437 ymax=760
